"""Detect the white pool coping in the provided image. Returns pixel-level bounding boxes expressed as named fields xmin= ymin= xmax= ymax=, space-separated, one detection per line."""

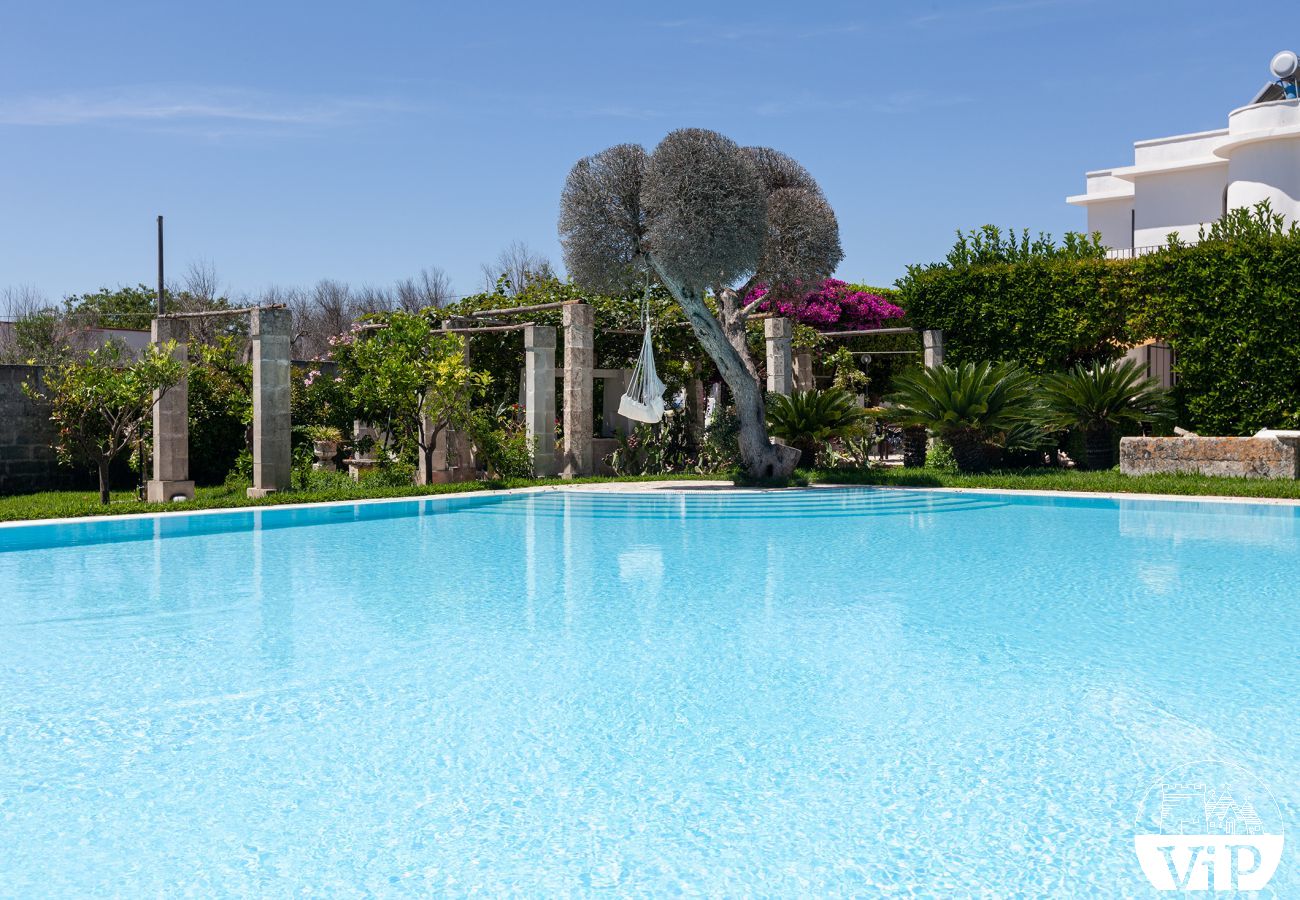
xmin=560 ymin=481 xmax=1300 ymax=506
xmin=4 ymin=478 xmax=1300 ymax=532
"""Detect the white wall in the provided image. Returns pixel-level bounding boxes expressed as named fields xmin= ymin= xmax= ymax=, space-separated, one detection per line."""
xmin=1132 ymin=167 xmax=1228 ymax=247
xmin=1227 ymin=136 xmax=1300 ymax=222
xmin=1069 ymin=97 xmax=1300 ymax=247
xmin=1086 ymin=197 xmax=1133 ymax=250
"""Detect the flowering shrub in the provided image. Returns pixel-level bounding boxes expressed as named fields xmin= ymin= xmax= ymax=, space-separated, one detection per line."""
xmin=744 ymin=279 xmax=905 ymax=331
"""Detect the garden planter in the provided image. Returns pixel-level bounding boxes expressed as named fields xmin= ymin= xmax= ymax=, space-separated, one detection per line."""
xmin=313 ymin=440 xmax=339 ymax=472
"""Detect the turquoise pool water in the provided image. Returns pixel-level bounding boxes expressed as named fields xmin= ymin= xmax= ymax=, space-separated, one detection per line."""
xmin=1 ymin=488 xmax=1296 ymax=896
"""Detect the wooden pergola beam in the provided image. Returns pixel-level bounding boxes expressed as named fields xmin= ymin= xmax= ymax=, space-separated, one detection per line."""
xmin=815 ymin=326 xmax=916 ymax=338
xmin=157 ymin=303 xmax=287 ymax=320
xmin=471 ymin=300 xmax=584 ymax=318
xmin=439 ymin=322 xmax=535 ymax=334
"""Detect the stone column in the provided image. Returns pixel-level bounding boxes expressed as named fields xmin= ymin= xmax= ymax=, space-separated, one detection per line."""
xmin=247 ymin=307 xmax=293 ymax=498
xmin=923 ymin=329 xmax=945 ymax=368
xmin=562 ymin=303 xmax=594 ymax=478
xmin=793 ymin=352 xmax=814 ymax=393
xmin=525 ymin=325 xmax=557 ymax=477
xmin=146 ymin=316 xmax=195 ymax=502
xmin=765 ymin=317 xmax=793 ymax=396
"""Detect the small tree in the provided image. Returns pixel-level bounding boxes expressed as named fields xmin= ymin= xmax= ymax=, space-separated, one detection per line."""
xmin=559 ymin=130 xmax=844 ymax=479
xmin=27 ymin=342 xmax=185 ymax=504
xmin=335 ymin=311 xmax=489 ymax=482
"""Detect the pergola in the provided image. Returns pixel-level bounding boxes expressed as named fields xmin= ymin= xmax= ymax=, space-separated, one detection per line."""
xmin=147 ymin=305 xmax=292 ymax=502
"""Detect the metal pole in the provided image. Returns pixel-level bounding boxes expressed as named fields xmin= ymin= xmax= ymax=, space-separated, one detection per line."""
xmin=156 ymin=215 xmax=165 ymax=315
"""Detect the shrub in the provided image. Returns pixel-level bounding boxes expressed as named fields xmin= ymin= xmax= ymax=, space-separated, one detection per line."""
xmin=188 ymin=337 xmax=252 ymax=485
xmin=292 ymin=364 xmax=353 ymax=442
xmin=767 ymin=388 xmax=873 ymax=468
xmin=468 ymin=406 xmax=532 ymax=480
xmin=697 ymin=406 xmax=742 ymax=473
xmin=607 ymin=412 xmax=695 ymax=476
xmin=896 ymin=229 xmax=1134 ymax=374
xmin=358 ymin=460 xmax=417 ymax=488
xmin=1134 ymin=204 xmax=1300 ymax=434
xmin=887 ymin=362 xmax=1038 ymax=472
xmin=303 ymin=424 xmax=345 ymax=443
xmin=896 ymin=204 xmax=1300 ymax=434
xmin=744 ymin=278 xmax=905 ymax=331
xmin=1039 ymin=359 xmax=1172 ymax=469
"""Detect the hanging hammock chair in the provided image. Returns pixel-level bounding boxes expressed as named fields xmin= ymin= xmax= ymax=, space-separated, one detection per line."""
xmin=618 ymin=282 xmax=667 ymax=424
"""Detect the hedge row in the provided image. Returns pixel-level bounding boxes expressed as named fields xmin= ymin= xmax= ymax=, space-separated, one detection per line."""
xmin=896 ymin=210 xmax=1300 ymax=435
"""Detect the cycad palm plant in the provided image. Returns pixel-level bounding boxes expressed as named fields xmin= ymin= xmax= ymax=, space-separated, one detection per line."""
xmin=767 ymin=387 xmax=873 ymax=467
xmin=1039 ymin=359 xmax=1172 ymax=469
xmin=887 ymin=362 xmax=1039 ymax=472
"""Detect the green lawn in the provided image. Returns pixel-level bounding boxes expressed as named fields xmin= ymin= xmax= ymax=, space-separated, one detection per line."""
xmin=2 ymin=467 xmax=1299 ymax=523
xmin=0 ymin=473 xmax=708 ymax=523
xmin=810 ymin=466 xmax=1300 ymax=499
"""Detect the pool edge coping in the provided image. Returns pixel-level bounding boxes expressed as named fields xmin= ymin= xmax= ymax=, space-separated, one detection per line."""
xmin=558 ymin=481 xmax=1300 ymax=507
xmin=2 ymin=478 xmax=1298 ymax=532
xmin=0 ymin=484 xmax=567 ymax=531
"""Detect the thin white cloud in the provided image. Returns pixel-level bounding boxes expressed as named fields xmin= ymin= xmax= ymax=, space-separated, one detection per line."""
xmin=0 ymin=86 xmax=402 ymax=127
xmin=911 ymin=0 xmax=1089 ymax=26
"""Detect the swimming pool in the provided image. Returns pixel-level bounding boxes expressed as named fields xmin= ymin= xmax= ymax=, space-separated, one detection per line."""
xmin=1 ymin=487 xmax=1296 ymax=895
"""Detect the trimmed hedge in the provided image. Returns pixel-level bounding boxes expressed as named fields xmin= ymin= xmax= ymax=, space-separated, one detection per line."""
xmin=897 ymin=210 xmax=1300 ymax=435
xmin=1134 ymin=235 xmax=1300 ymax=434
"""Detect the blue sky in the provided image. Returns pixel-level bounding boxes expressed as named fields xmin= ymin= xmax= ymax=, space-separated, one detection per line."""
xmin=0 ymin=1 xmax=1282 ymax=304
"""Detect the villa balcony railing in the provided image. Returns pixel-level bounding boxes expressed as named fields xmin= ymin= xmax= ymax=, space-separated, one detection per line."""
xmin=1104 ymin=245 xmax=1167 ymax=260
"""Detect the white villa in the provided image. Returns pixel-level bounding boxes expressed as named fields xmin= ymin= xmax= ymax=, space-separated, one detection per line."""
xmin=1068 ymin=53 xmax=1300 ymax=253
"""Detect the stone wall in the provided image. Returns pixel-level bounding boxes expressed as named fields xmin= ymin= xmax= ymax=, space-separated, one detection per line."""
xmin=0 ymin=365 xmax=79 ymax=494
xmin=1120 ymin=435 xmax=1300 ymax=479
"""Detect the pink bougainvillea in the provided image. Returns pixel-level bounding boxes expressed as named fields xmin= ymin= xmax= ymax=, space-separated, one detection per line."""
xmin=744 ymin=279 xmax=905 ymax=331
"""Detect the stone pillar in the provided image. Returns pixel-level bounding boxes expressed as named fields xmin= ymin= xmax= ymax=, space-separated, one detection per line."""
xmin=923 ymin=329 xmax=945 ymax=368
xmin=562 ymin=303 xmax=594 ymax=478
xmin=765 ymin=317 xmax=793 ymax=396
xmin=146 ymin=316 xmax=195 ymax=502
xmin=793 ymin=352 xmax=814 ymax=393
xmin=247 ymin=308 xmax=293 ymax=498
xmin=525 ymin=325 xmax=557 ymax=477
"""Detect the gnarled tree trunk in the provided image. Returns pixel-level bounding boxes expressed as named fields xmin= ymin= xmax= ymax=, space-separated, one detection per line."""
xmin=650 ymin=257 xmax=800 ymax=479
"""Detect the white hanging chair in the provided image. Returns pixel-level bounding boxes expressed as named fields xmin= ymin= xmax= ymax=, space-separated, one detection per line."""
xmin=618 ymin=288 xmax=666 ymax=423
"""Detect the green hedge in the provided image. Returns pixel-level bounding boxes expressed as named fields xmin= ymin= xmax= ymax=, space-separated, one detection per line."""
xmin=896 ymin=209 xmax=1300 ymax=434
xmin=1134 ymin=234 xmax=1300 ymax=434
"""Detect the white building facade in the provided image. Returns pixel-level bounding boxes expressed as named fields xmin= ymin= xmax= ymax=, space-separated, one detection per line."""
xmin=1068 ymin=98 xmax=1300 ymax=253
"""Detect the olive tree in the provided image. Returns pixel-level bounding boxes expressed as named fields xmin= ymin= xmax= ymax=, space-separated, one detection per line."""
xmin=559 ymin=129 xmax=842 ymax=478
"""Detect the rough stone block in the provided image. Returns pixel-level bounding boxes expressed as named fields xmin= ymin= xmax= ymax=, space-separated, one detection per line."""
xmin=1120 ymin=435 xmax=1299 ymax=479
